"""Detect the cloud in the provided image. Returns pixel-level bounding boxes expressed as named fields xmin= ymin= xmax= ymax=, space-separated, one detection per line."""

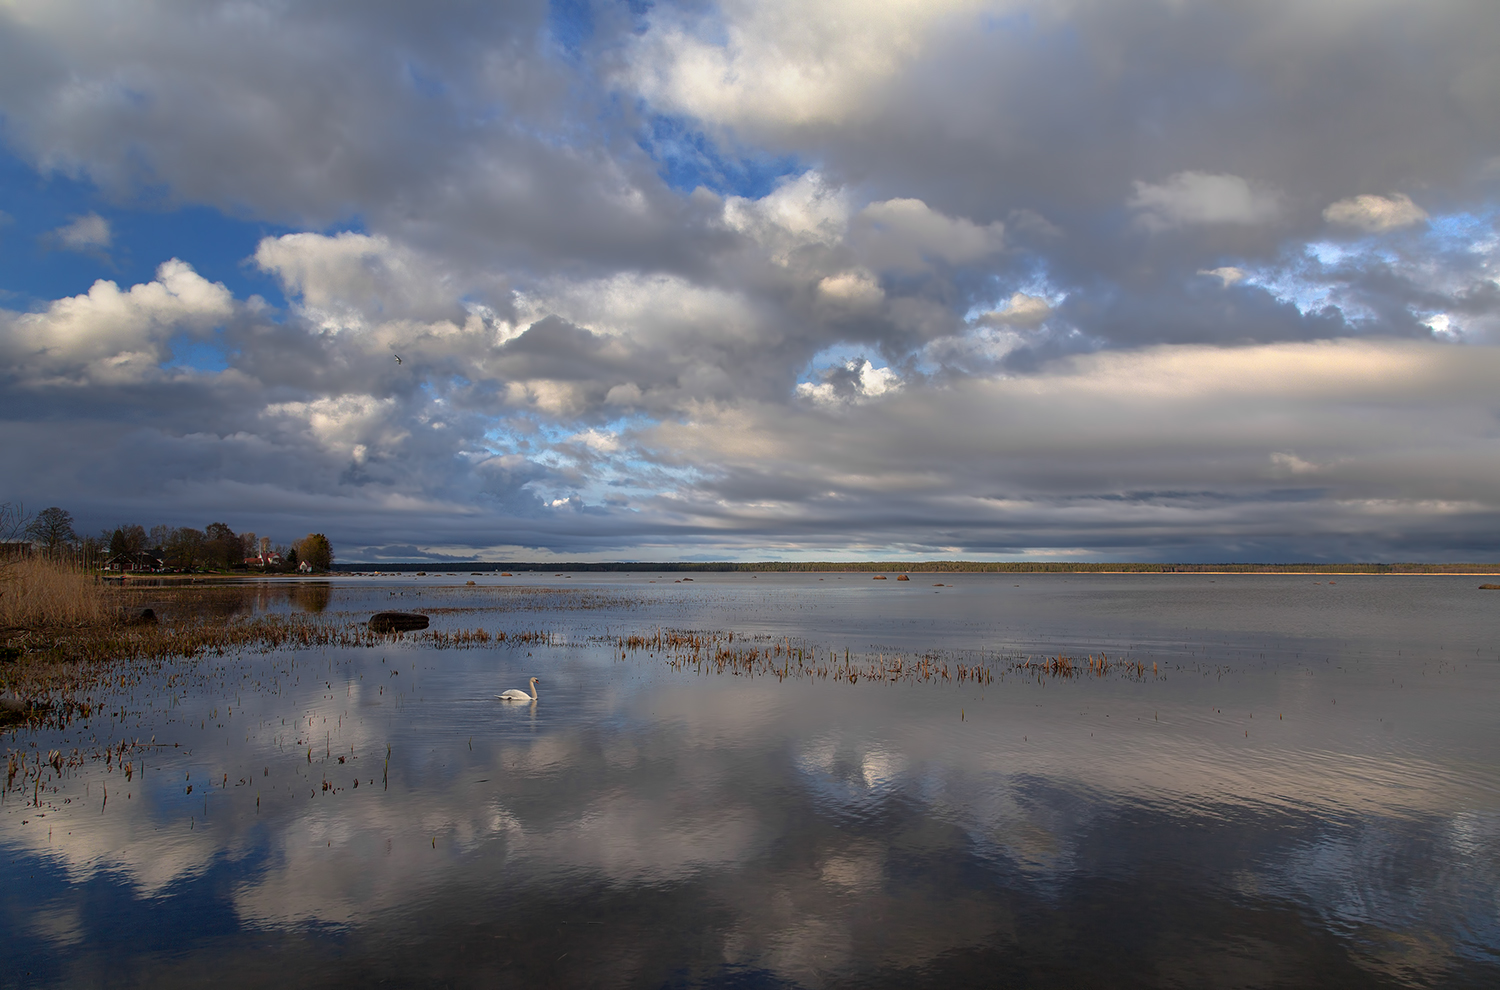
xmin=641 ymin=339 xmax=1500 ymax=558
xmin=974 ymin=292 xmax=1051 ymax=329
xmin=1197 ymin=267 xmax=1247 ymax=287
xmin=0 ymin=259 xmax=233 ymax=382
xmin=1270 ymin=451 xmax=1320 ymax=476
xmin=49 ymin=211 xmax=111 ymax=251
xmin=722 ymin=170 xmax=850 ymax=262
xmin=261 ymin=394 xmax=400 ymax=462
xmin=1323 ymin=193 xmax=1429 ymax=233
xmin=1130 ymin=173 xmax=1281 ymax=231
xmin=624 ymin=0 xmax=988 ymax=135
xmin=254 ymin=231 xmax=474 ymax=330
xmin=853 ymin=198 xmax=1003 ymax=272
xmin=796 ymin=358 xmax=902 ymax=404
xmin=817 ymin=269 xmax=884 ymax=309
xmin=1 ymin=0 xmax=1499 ymax=559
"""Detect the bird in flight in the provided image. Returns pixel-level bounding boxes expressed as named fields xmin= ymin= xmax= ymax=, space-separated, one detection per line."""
xmin=393 ymin=354 xmax=403 ymax=365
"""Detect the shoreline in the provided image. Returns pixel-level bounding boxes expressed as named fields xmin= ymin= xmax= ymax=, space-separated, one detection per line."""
xmin=326 ymin=562 xmax=1500 ymax=575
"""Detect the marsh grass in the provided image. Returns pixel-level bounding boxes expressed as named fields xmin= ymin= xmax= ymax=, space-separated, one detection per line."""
xmin=1 ymin=577 xmax=550 ymax=731
xmin=614 ymin=630 xmax=1160 ymax=686
xmin=0 ymin=557 xmax=118 ymax=632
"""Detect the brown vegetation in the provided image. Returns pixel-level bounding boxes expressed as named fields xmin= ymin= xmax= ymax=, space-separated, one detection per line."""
xmin=1 ymin=608 xmax=550 ymax=733
xmin=614 ymin=629 xmax=1161 ymax=686
xmin=0 ymin=556 xmax=118 ymax=631
xmin=0 ymin=565 xmax=555 ymax=731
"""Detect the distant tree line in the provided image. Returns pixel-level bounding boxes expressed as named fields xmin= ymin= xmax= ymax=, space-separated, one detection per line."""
xmin=2 ymin=503 xmax=333 ymax=573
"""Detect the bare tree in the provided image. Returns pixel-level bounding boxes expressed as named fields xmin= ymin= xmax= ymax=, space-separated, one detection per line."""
xmin=0 ymin=502 xmax=30 ymax=567
xmin=27 ymin=507 xmax=77 ymax=558
xmin=0 ymin=501 xmax=27 ymax=544
xmin=77 ymin=532 xmax=107 ymax=570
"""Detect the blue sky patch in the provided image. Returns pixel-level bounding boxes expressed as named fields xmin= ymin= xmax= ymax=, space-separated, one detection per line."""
xmin=640 ymin=114 xmax=802 ymax=198
xmin=0 ymin=149 xmax=293 ymax=310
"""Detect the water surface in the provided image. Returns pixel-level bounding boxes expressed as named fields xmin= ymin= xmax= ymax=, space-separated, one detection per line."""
xmin=3 ymin=574 xmax=1497 ymax=987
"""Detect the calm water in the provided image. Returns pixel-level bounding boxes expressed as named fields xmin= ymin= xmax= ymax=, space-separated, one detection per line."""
xmin=3 ymin=574 xmax=1498 ymax=988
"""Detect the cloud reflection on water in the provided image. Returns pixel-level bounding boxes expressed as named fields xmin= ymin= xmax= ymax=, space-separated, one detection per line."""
xmin=2 ymin=578 xmax=1498 ymax=986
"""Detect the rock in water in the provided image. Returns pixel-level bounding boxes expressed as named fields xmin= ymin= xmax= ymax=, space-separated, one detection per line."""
xmin=368 ymin=612 xmax=430 ymax=632
xmin=0 ymin=695 xmax=46 ymax=719
xmin=126 ymin=607 xmax=158 ymax=625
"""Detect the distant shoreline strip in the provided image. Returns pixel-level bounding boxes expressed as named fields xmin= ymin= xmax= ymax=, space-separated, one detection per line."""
xmin=328 ymin=561 xmax=1500 ymax=575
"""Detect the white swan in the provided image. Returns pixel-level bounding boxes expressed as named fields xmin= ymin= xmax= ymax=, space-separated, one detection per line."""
xmin=498 ymin=676 xmax=539 ymax=702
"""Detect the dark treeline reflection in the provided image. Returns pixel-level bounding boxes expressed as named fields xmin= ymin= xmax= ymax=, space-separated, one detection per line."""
xmin=288 ymin=582 xmax=331 ymax=614
xmin=113 ymin=581 xmax=328 ymax=622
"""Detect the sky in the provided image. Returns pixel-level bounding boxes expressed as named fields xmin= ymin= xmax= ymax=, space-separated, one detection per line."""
xmin=1 ymin=0 xmax=1498 ymax=564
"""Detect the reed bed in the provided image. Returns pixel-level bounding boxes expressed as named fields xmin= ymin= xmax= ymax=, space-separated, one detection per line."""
xmin=0 ymin=557 xmax=118 ymax=631
xmin=613 ymin=629 xmax=1161 ymax=686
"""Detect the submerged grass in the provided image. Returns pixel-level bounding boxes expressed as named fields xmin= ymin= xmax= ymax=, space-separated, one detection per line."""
xmin=613 ymin=629 xmax=1162 ymax=686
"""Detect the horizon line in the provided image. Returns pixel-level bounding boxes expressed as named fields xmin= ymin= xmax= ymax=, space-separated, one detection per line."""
xmin=326 ymin=560 xmax=1500 ymax=574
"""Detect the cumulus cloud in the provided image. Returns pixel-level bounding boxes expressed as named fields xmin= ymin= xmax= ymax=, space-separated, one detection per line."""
xmin=796 ymin=358 xmax=902 ymax=404
xmin=0 ymin=259 xmax=233 ymax=382
xmin=1130 ymin=172 xmax=1281 ymax=231
xmin=254 ymin=232 xmax=473 ymax=331
xmin=262 ymin=395 xmax=399 ymax=461
xmin=722 ymin=171 xmax=850 ymax=262
xmin=1323 ymin=193 xmax=1429 ymax=232
xmin=625 ymin=0 xmax=988 ymax=134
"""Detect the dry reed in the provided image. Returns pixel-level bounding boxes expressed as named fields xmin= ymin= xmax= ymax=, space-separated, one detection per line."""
xmin=0 ymin=557 xmax=118 ymax=631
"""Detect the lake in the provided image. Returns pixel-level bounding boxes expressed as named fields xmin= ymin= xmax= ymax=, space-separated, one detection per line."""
xmin=3 ymin=573 xmax=1498 ymax=988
